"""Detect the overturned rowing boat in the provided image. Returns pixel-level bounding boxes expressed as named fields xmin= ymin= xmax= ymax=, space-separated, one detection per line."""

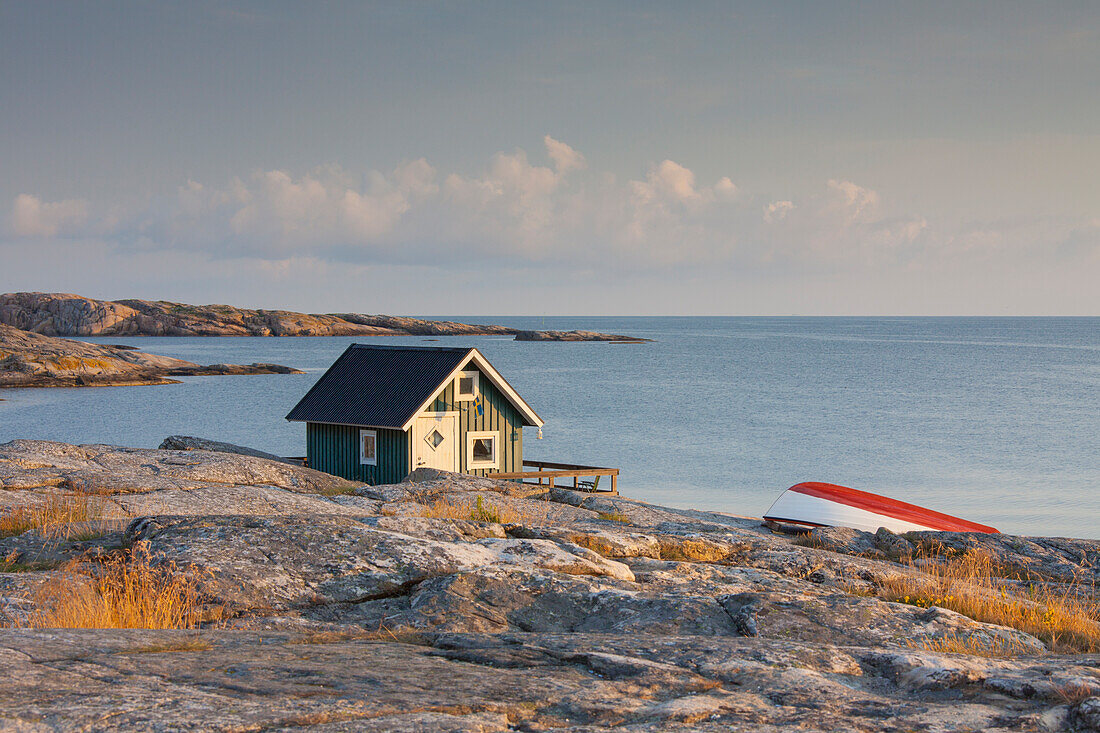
xmin=764 ymin=481 xmax=1000 ymax=534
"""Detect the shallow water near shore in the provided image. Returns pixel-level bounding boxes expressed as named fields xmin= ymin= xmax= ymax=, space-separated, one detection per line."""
xmin=1 ymin=316 xmax=1096 ymax=538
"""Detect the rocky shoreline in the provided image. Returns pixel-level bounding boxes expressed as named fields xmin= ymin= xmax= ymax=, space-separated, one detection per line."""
xmin=0 ymin=324 xmax=302 ymax=388
xmin=0 ymin=439 xmax=1097 ymax=730
xmin=1 ymin=292 xmax=649 ymax=342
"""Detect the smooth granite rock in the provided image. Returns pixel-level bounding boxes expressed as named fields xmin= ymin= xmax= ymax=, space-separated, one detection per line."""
xmin=0 ymin=440 xmax=353 ymax=495
xmin=0 ymin=441 xmax=1097 ymax=731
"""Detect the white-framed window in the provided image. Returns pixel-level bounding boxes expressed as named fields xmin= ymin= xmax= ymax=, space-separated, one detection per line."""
xmin=466 ymin=430 xmax=499 ymax=470
xmin=455 ymin=370 xmax=479 ymax=401
xmin=359 ymin=429 xmax=377 ymax=466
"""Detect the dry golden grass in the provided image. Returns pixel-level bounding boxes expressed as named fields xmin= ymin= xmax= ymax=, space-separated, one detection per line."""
xmin=658 ymin=536 xmax=735 ymax=563
xmin=418 ymin=493 xmax=551 ymax=526
xmin=877 ymin=548 xmax=1100 ymax=654
xmin=1051 ymin=681 xmax=1098 ymax=705
xmin=597 ymin=511 xmax=631 ymax=524
xmin=0 ymin=493 xmax=105 ymax=541
xmin=12 ymin=546 xmax=210 ymax=629
xmin=316 ymin=482 xmax=362 ymax=497
xmin=907 ymin=630 xmax=1038 ymax=658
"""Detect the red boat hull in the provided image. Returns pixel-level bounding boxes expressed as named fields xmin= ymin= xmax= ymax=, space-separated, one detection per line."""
xmin=764 ymin=482 xmax=1000 ymax=534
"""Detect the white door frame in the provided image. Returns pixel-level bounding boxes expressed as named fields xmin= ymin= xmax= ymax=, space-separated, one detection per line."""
xmin=412 ymin=411 xmax=459 ymax=472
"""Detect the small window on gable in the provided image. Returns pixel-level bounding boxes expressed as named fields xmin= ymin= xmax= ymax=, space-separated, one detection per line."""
xmin=466 ymin=430 xmax=498 ymax=470
xmin=456 ymin=370 xmax=479 ymax=401
xmin=359 ymin=429 xmax=377 ymax=466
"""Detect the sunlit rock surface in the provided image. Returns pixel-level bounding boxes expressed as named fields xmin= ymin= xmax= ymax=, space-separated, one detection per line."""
xmin=0 ymin=292 xmax=643 ymax=341
xmin=0 ymin=324 xmax=302 ymax=388
xmin=0 ymin=440 xmax=1097 ymax=731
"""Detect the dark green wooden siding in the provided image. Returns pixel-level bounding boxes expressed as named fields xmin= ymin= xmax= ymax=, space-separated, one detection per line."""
xmin=306 ymin=423 xmax=409 ymax=485
xmin=426 ymin=366 xmax=523 ymax=477
xmin=305 ymin=364 xmax=526 ymax=484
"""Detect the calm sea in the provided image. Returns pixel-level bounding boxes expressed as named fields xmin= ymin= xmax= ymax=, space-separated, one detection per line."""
xmin=1 ymin=317 xmax=1096 ymax=538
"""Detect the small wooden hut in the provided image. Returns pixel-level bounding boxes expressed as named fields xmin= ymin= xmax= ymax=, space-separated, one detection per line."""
xmin=285 ymin=344 xmax=543 ymax=484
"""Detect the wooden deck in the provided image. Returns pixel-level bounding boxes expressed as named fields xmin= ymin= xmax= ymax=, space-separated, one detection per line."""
xmin=285 ymin=456 xmax=619 ymax=495
xmin=488 ymin=459 xmax=618 ymax=494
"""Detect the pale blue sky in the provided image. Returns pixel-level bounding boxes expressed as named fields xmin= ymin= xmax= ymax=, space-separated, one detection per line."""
xmin=2 ymin=1 xmax=1097 ymax=314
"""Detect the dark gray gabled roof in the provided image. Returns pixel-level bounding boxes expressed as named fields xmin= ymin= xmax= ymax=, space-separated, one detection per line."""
xmin=285 ymin=344 xmax=472 ymax=429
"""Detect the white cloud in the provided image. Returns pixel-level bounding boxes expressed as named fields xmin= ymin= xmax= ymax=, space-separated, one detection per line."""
xmin=632 ymin=160 xmax=699 ymax=204
xmin=826 ymin=179 xmax=880 ymax=224
xmin=441 ymin=148 xmax=566 ymax=256
xmin=764 ymin=200 xmax=794 ymax=223
xmin=544 ymin=135 xmax=586 ymax=174
xmin=5 ymin=139 xmax=1094 ymax=279
xmin=159 ymin=162 xmax=440 ymax=256
xmin=392 ymin=158 xmax=439 ymax=197
xmin=10 ymin=194 xmax=88 ymax=237
xmin=714 ymin=177 xmax=739 ymax=200
xmin=751 ymin=180 xmax=932 ymax=264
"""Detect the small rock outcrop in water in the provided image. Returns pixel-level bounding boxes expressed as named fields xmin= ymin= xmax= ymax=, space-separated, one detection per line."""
xmin=513 ymin=329 xmax=650 ymax=342
xmin=0 ymin=324 xmax=302 ymax=388
xmin=0 ymin=439 xmax=1097 ymax=730
xmin=0 ymin=292 xmax=647 ymax=341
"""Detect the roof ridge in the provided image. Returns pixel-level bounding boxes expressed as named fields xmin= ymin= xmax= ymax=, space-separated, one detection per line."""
xmin=348 ymin=344 xmax=473 ymax=352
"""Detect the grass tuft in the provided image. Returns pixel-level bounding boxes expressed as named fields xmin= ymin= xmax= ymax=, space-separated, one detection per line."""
xmin=9 ymin=545 xmax=211 ymax=629
xmin=0 ymin=550 xmax=61 ymax=573
xmin=598 ymin=511 xmax=631 ymax=524
xmin=316 ymin=482 xmax=362 ymax=497
xmin=470 ymin=494 xmax=501 ymax=523
xmin=906 ymin=630 xmax=1037 ymax=658
xmin=418 ymin=494 xmax=550 ymax=526
xmin=876 ymin=548 xmax=1100 ymax=654
xmin=0 ymin=493 xmax=105 ymax=540
xmin=1051 ymin=681 xmax=1098 ymax=705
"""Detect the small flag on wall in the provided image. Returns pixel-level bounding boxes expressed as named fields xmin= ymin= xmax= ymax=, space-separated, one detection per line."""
xmin=474 ymin=393 xmax=484 ymax=418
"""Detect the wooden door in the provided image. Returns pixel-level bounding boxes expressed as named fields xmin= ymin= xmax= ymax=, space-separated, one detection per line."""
xmin=413 ymin=412 xmax=458 ymax=472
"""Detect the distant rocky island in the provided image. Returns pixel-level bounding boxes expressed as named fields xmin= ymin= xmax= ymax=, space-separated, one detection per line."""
xmin=0 ymin=324 xmax=301 ymax=388
xmin=0 ymin=292 xmax=647 ymax=341
xmin=0 ymin=292 xmax=645 ymax=388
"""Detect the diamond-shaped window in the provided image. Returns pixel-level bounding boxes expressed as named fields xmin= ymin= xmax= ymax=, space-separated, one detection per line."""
xmin=424 ymin=429 xmax=445 ymax=450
